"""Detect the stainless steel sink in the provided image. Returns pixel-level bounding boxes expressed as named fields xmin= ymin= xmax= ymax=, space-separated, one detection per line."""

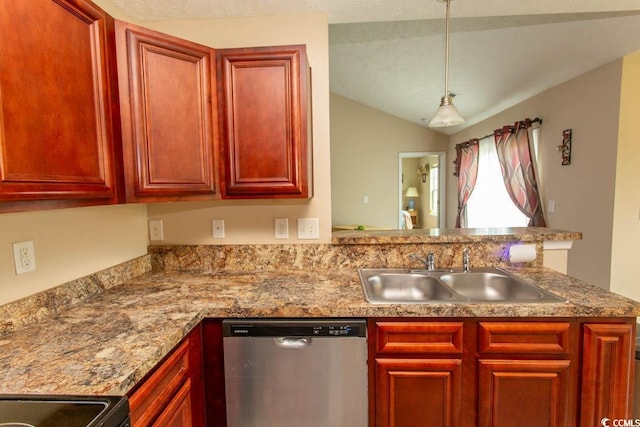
xmin=358 ymin=267 xmax=565 ymax=304
xmin=363 ymin=272 xmax=455 ymax=303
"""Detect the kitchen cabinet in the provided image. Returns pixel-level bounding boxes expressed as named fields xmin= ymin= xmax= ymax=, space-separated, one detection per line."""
xmin=370 ymin=318 xmax=635 ymax=427
xmin=128 ymin=324 xmax=205 ymax=427
xmin=476 ymin=321 xmax=577 ymax=427
xmin=0 ymin=0 xmax=122 ymax=213
xmin=115 ymin=21 xmax=220 ymax=202
xmin=216 ymin=45 xmax=311 ymax=198
xmin=371 ymin=321 xmax=464 ymax=427
xmin=580 ymin=322 xmax=635 ymax=426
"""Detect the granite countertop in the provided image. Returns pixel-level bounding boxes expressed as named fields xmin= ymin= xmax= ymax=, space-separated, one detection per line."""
xmin=0 ymin=266 xmax=638 ymax=397
xmin=332 ymin=226 xmax=582 ymax=244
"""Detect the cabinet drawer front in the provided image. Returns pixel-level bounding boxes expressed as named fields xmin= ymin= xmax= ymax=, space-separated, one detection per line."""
xmin=478 ymin=322 xmax=571 ymax=355
xmin=375 ymin=322 xmax=463 ymax=354
xmin=129 ymin=338 xmax=191 ymax=426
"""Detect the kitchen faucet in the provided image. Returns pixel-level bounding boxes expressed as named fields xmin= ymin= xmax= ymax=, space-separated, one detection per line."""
xmin=462 ymin=248 xmax=470 ymax=272
xmin=409 ymin=252 xmax=435 ymax=271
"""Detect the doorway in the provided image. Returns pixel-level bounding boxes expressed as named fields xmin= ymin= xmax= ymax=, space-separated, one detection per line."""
xmin=398 ymin=152 xmax=445 ymax=229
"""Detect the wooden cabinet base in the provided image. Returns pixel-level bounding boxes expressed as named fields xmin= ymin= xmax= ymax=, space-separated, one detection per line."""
xmin=128 ymin=325 xmax=204 ymax=427
xmin=370 ymin=318 xmax=635 ymax=427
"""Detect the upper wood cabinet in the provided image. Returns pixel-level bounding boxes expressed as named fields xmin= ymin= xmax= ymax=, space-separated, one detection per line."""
xmin=115 ymin=21 xmax=219 ymax=202
xmin=0 ymin=0 xmax=121 ymax=212
xmin=217 ymin=45 xmax=311 ymax=198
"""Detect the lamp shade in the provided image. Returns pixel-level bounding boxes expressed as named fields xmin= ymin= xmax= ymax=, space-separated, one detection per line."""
xmin=428 ymin=96 xmax=465 ymax=127
xmin=405 ymin=187 xmax=419 ymax=198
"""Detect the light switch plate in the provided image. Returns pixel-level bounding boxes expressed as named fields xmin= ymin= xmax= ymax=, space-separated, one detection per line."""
xmin=212 ymin=219 xmax=225 ymax=238
xmin=297 ymin=218 xmax=320 ymax=239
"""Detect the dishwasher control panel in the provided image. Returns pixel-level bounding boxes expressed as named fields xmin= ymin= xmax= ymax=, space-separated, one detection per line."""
xmin=223 ymin=319 xmax=367 ymax=337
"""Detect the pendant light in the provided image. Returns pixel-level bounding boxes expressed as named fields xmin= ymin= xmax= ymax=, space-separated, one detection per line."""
xmin=428 ymin=0 xmax=465 ymax=127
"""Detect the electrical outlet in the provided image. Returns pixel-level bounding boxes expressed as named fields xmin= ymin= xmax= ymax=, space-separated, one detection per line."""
xmin=13 ymin=241 xmax=36 ymax=274
xmin=149 ymin=220 xmax=164 ymax=240
xmin=212 ymin=219 xmax=225 ymax=238
xmin=297 ymin=218 xmax=320 ymax=240
xmin=275 ymin=218 xmax=289 ymax=239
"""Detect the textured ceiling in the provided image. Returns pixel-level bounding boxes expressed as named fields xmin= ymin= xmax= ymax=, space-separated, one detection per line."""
xmin=109 ymin=0 xmax=640 ymax=134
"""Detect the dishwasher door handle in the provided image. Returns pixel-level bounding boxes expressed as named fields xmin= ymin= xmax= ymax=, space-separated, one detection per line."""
xmin=274 ymin=337 xmax=312 ymax=348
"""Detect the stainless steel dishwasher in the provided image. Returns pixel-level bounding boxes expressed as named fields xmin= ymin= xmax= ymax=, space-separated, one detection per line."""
xmin=223 ymin=319 xmax=368 ymax=427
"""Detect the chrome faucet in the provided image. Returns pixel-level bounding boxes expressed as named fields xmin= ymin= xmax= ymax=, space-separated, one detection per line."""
xmin=462 ymin=248 xmax=470 ymax=273
xmin=409 ymin=252 xmax=436 ymax=271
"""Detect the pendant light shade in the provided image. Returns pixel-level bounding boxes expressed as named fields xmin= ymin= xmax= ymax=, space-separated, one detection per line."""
xmin=429 ymin=94 xmax=465 ymax=127
xmin=429 ymin=0 xmax=465 ymax=128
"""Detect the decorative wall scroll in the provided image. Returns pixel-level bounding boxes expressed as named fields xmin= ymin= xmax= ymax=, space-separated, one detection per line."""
xmin=558 ymin=129 xmax=572 ymax=165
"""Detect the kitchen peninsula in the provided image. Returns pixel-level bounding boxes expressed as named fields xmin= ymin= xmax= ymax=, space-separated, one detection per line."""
xmin=0 ymin=228 xmax=637 ymax=426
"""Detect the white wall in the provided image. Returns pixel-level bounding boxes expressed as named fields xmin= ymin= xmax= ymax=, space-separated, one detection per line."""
xmin=0 ymin=204 xmax=148 ymax=305
xmin=330 ymin=93 xmax=449 ymax=228
xmin=447 ymin=60 xmax=623 ymax=289
xmin=610 ymin=53 xmax=640 ymax=301
xmin=0 ymin=0 xmax=150 ymax=306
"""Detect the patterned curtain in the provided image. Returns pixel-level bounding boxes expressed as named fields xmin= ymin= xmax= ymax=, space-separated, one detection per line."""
xmin=494 ymin=119 xmax=547 ymax=227
xmin=454 ymin=139 xmax=480 ymax=228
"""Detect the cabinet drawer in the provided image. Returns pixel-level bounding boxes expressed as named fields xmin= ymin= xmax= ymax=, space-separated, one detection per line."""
xmin=129 ymin=338 xmax=191 ymax=426
xmin=375 ymin=322 xmax=463 ymax=354
xmin=478 ymin=321 xmax=571 ymax=355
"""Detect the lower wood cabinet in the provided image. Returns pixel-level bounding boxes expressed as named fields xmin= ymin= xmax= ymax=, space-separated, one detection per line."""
xmin=128 ymin=318 xmax=634 ymax=427
xmin=375 ymin=358 xmax=462 ymax=427
xmin=128 ymin=325 xmax=205 ymax=427
xmin=580 ymin=322 xmax=635 ymax=426
xmin=478 ymin=359 xmax=573 ymax=427
xmin=370 ymin=318 xmax=635 ymax=427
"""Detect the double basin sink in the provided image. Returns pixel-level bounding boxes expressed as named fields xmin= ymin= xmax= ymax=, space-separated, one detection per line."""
xmin=358 ymin=267 xmax=565 ymax=304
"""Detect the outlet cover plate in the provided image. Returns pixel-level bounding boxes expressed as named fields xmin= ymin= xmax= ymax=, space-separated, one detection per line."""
xmin=212 ymin=219 xmax=225 ymax=238
xmin=13 ymin=240 xmax=36 ymax=274
xmin=297 ymin=218 xmax=320 ymax=240
xmin=275 ymin=218 xmax=289 ymax=239
xmin=149 ymin=220 xmax=164 ymax=241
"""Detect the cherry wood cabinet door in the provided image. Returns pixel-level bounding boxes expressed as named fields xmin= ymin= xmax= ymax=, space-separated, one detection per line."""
xmin=115 ymin=21 xmax=219 ymax=202
xmin=128 ymin=325 xmax=205 ymax=427
xmin=216 ymin=45 xmax=310 ymax=198
xmin=375 ymin=358 xmax=462 ymax=427
xmin=0 ymin=0 xmax=121 ymax=212
xmin=152 ymin=379 xmax=193 ymax=427
xmin=580 ymin=322 xmax=635 ymax=426
xmin=478 ymin=359 xmax=573 ymax=427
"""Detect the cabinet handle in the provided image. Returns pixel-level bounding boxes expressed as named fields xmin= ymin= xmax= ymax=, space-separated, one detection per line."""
xmin=274 ymin=337 xmax=312 ymax=348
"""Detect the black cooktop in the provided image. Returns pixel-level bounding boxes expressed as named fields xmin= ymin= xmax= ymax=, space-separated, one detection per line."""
xmin=0 ymin=395 xmax=129 ymax=427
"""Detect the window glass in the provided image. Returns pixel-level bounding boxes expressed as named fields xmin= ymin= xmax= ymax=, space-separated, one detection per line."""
xmin=466 ymin=136 xmax=528 ymax=228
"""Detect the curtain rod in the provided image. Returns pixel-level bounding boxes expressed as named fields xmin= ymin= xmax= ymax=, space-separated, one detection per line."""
xmin=456 ymin=117 xmax=542 ymax=149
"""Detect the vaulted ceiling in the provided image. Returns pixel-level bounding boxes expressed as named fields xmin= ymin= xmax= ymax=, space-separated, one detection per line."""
xmin=110 ymin=0 xmax=640 ymax=134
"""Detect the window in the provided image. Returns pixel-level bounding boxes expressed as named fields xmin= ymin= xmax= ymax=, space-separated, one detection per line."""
xmin=465 ymin=136 xmax=529 ymax=228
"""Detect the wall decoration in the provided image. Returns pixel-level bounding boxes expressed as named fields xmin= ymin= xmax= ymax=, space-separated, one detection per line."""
xmin=557 ymin=129 xmax=572 ymax=165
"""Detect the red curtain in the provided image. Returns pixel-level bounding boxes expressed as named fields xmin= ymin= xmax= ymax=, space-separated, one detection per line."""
xmin=494 ymin=119 xmax=547 ymax=227
xmin=454 ymin=139 xmax=480 ymax=228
